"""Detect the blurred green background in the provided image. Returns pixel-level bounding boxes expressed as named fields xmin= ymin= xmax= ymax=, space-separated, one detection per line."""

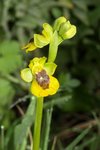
xmin=0 ymin=0 xmax=100 ymax=149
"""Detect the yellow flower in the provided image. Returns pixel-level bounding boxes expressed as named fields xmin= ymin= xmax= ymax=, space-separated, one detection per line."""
xmin=29 ymin=57 xmax=46 ymax=74
xmin=21 ymin=57 xmax=59 ymax=97
xmin=22 ymin=23 xmax=53 ymax=52
xmin=31 ymin=75 xmax=59 ymax=97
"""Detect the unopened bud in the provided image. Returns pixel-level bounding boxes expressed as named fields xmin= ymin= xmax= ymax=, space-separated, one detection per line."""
xmin=62 ymin=25 xmax=76 ymax=39
xmin=59 ymin=21 xmax=71 ymax=35
xmin=53 ymin=16 xmax=66 ymax=31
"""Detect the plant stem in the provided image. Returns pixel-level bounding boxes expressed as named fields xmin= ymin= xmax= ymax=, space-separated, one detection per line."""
xmin=1 ymin=125 xmax=4 ymax=150
xmin=33 ymin=97 xmax=44 ymax=150
xmin=48 ymin=31 xmax=58 ymax=62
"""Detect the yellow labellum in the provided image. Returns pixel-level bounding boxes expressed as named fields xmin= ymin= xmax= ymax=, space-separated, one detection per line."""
xmin=31 ymin=76 xmax=59 ymax=97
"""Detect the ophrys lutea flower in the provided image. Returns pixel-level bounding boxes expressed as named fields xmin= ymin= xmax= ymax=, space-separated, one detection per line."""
xmin=22 ymin=23 xmax=53 ymax=52
xmin=21 ymin=57 xmax=59 ymax=97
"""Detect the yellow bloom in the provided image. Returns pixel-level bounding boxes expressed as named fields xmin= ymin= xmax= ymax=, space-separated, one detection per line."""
xmin=31 ymin=73 xmax=59 ymax=97
xmin=21 ymin=57 xmax=59 ymax=97
xmin=29 ymin=57 xmax=47 ymax=74
xmin=22 ymin=23 xmax=53 ymax=52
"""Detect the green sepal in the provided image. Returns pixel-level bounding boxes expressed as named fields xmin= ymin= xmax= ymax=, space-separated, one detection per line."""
xmin=21 ymin=68 xmax=33 ymax=82
xmin=62 ymin=25 xmax=76 ymax=39
xmin=34 ymin=34 xmax=49 ymax=48
xmin=42 ymin=23 xmax=53 ymax=40
xmin=44 ymin=62 xmax=57 ymax=75
xmin=59 ymin=21 xmax=71 ymax=36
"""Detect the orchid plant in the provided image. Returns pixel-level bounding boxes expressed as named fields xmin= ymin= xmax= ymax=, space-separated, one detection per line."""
xmin=21 ymin=16 xmax=76 ymax=150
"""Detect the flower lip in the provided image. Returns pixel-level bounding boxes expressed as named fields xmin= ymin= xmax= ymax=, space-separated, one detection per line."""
xmin=35 ymin=69 xmax=50 ymax=89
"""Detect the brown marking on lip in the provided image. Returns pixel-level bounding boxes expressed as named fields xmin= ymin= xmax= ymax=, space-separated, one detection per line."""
xmin=36 ymin=70 xmax=50 ymax=89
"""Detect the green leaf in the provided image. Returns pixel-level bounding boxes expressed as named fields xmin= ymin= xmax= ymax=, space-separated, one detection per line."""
xmin=0 ymin=78 xmax=15 ymax=128
xmin=59 ymin=73 xmax=80 ymax=92
xmin=14 ymin=96 xmax=36 ymax=150
xmin=75 ymin=136 xmax=96 ymax=150
xmin=0 ymin=41 xmax=23 ymax=74
xmin=65 ymin=127 xmax=91 ymax=150
xmin=57 ymin=87 xmax=94 ymax=112
xmin=51 ymin=7 xmax=62 ymax=18
xmin=90 ymin=135 xmax=100 ymax=150
xmin=73 ymin=7 xmax=89 ymax=25
xmin=0 ymin=41 xmax=20 ymax=55
xmin=0 ymin=78 xmax=15 ymax=106
xmin=0 ymin=55 xmax=22 ymax=74
xmin=44 ymin=95 xmax=72 ymax=109
xmin=41 ymin=108 xmax=53 ymax=150
xmin=73 ymin=1 xmax=87 ymax=11
xmin=89 ymin=6 xmax=100 ymax=25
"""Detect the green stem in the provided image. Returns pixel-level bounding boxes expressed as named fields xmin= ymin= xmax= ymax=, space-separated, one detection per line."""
xmin=48 ymin=31 xmax=58 ymax=62
xmin=33 ymin=97 xmax=44 ymax=150
xmin=1 ymin=125 xmax=4 ymax=150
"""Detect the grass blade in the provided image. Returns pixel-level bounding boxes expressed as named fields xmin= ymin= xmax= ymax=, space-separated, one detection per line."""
xmin=65 ymin=127 xmax=91 ymax=150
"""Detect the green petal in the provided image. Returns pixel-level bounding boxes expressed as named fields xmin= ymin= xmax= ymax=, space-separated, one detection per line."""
xmin=39 ymin=57 xmax=47 ymax=65
xmin=21 ymin=68 xmax=33 ymax=82
xmin=30 ymin=57 xmax=47 ymax=65
xmin=44 ymin=62 xmax=57 ymax=75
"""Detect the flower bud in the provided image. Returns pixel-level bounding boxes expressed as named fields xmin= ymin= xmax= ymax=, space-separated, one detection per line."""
xmin=62 ymin=25 xmax=76 ymax=39
xmin=53 ymin=16 xmax=66 ymax=31
xmin=59 ymin=21 xmax=71 ymax=35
